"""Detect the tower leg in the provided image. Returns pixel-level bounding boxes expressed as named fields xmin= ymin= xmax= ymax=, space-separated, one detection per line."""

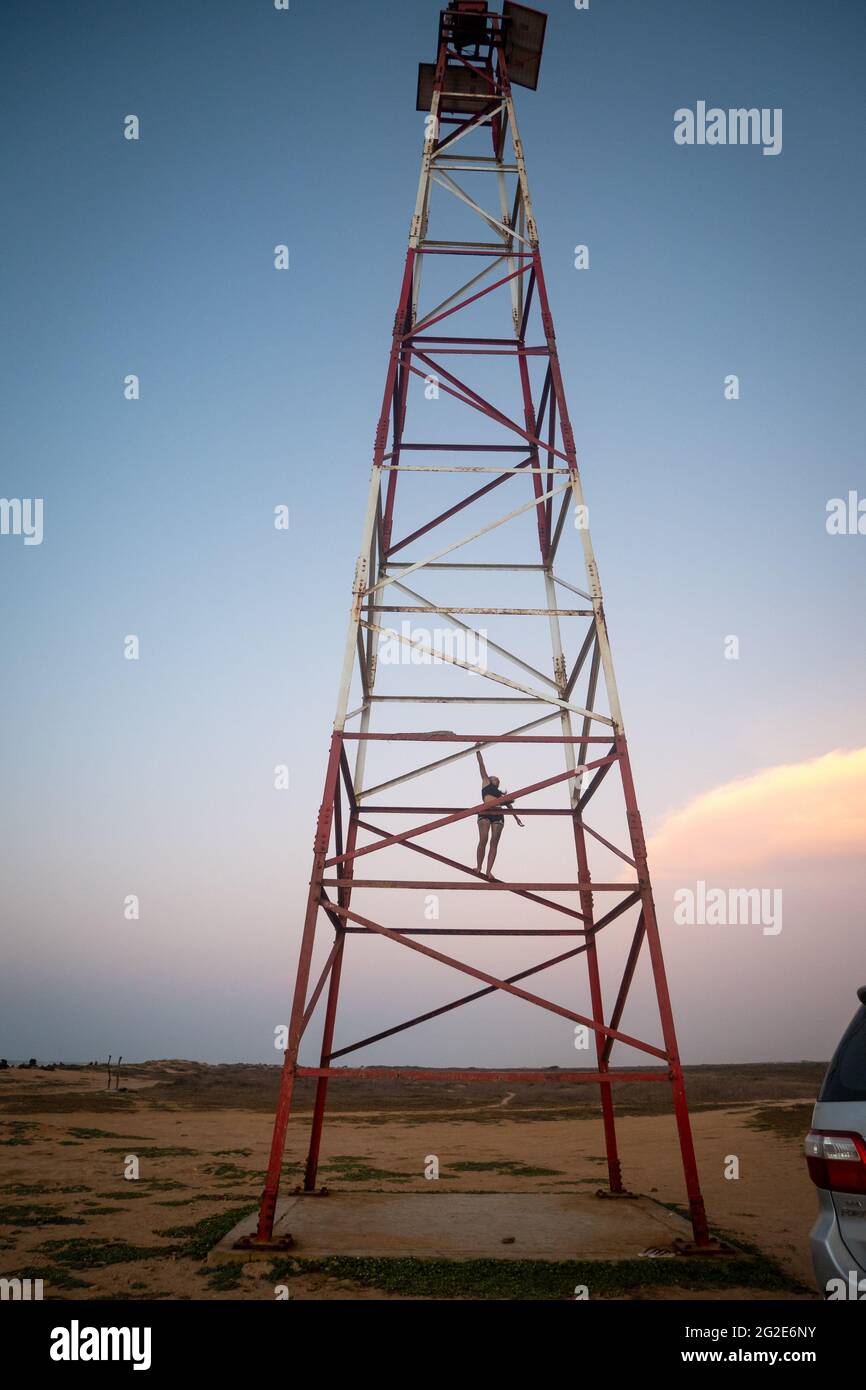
xmin=303 ymin=932 xmax=346 ymax=1191
xmin=301 ymin=817 xmax=358 ymax=1189
xmin=572 ymin=813 xmax=623 ymax=1193
xmin=303 ymin=815 xmax=358 ymax=1190
xmin=256 ymin=735 xmax=342 ymax=1242
xmin=616 ymin=734 xmax=710 ymax=1245
xmin=586 ymin=935 xmax=623 ymax=1193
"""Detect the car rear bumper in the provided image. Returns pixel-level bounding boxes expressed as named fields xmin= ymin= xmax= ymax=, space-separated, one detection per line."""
xmin=810 ymin=1188 xmax=866 ymax=1296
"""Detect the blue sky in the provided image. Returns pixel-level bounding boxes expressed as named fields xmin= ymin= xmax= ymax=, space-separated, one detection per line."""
xmin=1 ymin=0 xmax=864 ymax=1065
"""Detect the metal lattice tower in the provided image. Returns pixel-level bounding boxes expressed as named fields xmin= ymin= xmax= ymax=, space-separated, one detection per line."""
xmin=257 ymin=1 xmax=710 ymax=1248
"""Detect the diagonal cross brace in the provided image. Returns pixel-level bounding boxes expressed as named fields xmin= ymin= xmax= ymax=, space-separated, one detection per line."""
xmin=367 ymin=480 xmax=573 ymax=600
xmin=358 ymin=709 xmax=561 ymax=801
xmin=381 ymin=575 xmax=558 ymax=686
xmin=323 ymin=900 xmax=667 ymax=1061
xmin=408 ymin=261 xmax=531 ymax=336
xmin=361 ymin=617 xmax=607 ymax=721
xmin=387 ymin=455 xmax=535 ymax=556
xmin=430 ymin=168 xmax=531 ymax=246
xmin=403 ymin=355 xmax=571 ymax=468
xmin=329 ymin=939 xmax=591 ymax=1060
xmin=324 ymin=752 xmax=618 ymax=868
xmin=432 ymin=100 xmax=505 ymax=158
xmin=355 ymin=816 xmax=587 ymax=923
xmin=328 ymin=890 xmax=643 ymax=1060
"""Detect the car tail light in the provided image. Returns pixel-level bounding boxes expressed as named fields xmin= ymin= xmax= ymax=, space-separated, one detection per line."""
xmin=805 ymin=1130 xmax=866 ymax=1193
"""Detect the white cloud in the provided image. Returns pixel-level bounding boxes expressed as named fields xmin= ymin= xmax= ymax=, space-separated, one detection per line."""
xmin=648 ymin=747 xmax=866 ymax=876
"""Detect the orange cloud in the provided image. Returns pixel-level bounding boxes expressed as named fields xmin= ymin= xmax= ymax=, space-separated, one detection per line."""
xmin=648 ymin=747 xmax=866 ymax=876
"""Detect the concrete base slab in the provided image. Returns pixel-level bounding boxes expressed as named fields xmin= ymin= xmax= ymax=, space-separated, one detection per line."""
xmin=211 ymin=1192 xmax=693 ymax=1264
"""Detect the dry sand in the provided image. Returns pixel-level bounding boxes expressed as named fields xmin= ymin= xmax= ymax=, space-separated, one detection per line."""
xmin=0 ymin=1061 xmax=821 ymax=1300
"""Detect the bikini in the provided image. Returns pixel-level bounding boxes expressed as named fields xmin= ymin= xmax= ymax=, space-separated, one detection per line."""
xmin=478 ymin=781 xmax=507 ymax=825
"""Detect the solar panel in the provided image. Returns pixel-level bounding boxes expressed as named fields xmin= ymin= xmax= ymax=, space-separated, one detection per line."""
xmin=416 ymin=62 xmax=436 ymax=112
xmin=502 ymin=2 xmax=547 ymax=90
xmin=416 ymin=60 xmax=494 ymax=114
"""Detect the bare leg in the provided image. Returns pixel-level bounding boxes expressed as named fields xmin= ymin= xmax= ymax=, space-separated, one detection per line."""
xmin=476 ymin=817 xmax=490 ymax=873
xmin=486 ymin=821 xmax=504 ymax=876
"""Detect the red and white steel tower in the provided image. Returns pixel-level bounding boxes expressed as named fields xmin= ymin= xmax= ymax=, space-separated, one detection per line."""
xmin=257 ymin=1 xmax=711 ymax=1249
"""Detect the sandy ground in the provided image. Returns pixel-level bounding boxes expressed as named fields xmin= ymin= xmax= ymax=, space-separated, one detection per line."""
xmin=0 ymin=1064 xmax=820 ymax=1301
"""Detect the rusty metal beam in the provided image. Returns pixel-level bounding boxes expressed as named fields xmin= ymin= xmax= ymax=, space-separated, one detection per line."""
xmin=325 ymin=900 xmax=668 ymax=1061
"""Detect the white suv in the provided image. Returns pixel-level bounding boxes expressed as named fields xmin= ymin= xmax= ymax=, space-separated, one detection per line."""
xmin=807 ymin=985 xmax=866 ymax=1298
